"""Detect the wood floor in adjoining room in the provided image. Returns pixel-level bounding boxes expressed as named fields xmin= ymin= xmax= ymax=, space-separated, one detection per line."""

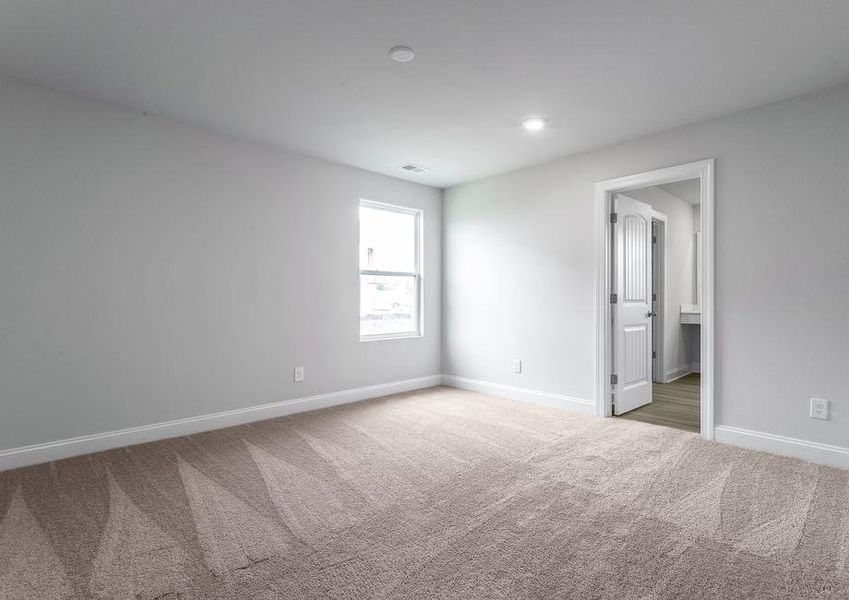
xmin=619 ymin=372 xmax=700 ymax=433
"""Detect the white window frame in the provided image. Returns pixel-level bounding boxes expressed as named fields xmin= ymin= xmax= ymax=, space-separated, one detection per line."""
xmin=359 ymin=199 xmax=423 ymax=342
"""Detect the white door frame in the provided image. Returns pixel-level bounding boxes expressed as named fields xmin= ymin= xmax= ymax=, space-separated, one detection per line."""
xmin=594 ymin=159 xmax=715 ymax=439
xmin=650 ymin=211 xmax=667 ymax=384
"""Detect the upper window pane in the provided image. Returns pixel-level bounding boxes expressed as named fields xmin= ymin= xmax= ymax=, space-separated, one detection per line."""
xmin=359 ymin=205 xmax=417 ymax=273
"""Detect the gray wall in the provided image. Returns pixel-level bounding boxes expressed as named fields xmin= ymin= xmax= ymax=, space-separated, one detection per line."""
xmin=0 ymin=78 xmax=442 ymax=450
xmin=443 ymin=83 xmax=849 ymax=448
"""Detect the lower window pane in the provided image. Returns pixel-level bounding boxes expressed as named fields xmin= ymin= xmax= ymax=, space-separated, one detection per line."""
xmin=360 ymin=274 xmax=417 ymax=337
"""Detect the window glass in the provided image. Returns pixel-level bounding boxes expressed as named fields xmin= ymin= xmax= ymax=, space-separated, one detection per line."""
xmin=359 ymin=202 xmax=421 ymax=339
xmin=359 ymin=205 xmax=417 ymax=273
xmin=359 ymin=274 xmax=417 ymax=337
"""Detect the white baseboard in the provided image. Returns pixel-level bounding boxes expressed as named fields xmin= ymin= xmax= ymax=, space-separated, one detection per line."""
xmin=663 ymin=364 xmax=694 ymax=383
xmin=9 ymin=375 xmax=844 ymax=473
xmin=441 ymin=375 xmax=595 ymax=415
xmin=690 ymin=362 xmax=701 ymax=373
xmin=714 ymin=425 xmax=849 ymax=470
xmin=0 ymin=375 xmax=442 ymax=472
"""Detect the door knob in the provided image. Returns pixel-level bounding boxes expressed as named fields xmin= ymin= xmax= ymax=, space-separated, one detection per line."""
xmin=645 ymin=311 xmax=657 ymax=318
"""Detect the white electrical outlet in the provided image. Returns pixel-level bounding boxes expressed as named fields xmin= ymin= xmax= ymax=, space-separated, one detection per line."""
xmin=294 ymin=366 xmax=305 ymax=382
xmin=512 ymin=359 xmax=522 ymax=374
xmin=810 ymin=397 xmax=829 ymax=420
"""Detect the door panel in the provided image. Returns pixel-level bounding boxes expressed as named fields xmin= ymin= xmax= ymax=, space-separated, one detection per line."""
xmin=614 ymin=194 xmax=653 ymax=415
xmin=623 ymin=215 xmax=647 ymax=301
xmin=623 ymin=324 xmax=648 ymax=385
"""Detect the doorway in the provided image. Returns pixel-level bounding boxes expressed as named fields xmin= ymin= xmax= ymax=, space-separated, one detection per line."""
xmin=594 ymin=160 xmax=714 ymax=439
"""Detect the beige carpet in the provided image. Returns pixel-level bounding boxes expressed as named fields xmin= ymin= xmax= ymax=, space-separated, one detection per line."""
xmin=1 ymin=386 xmax=848 ymax=599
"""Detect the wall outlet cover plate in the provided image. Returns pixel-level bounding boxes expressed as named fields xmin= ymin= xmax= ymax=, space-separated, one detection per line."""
xmin=810 ymin=397 xmax=829 ymax=420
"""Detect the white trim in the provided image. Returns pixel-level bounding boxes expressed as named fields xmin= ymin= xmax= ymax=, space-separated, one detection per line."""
xmin=595 ymin=159 xmax=715 ymax=439
xmin=8 ymin=374 xmax=846 ymax=473
xmin=360 ymin=269 xmax=417 ymax=277
xmin=663 ymin=364 xmax=694 ymax=383
xmin=650 ymin=211 xmax=667 ymax=384
xmin=359 ymin=198 xmax=422 ymax=217
xmin=441 ymin=375 xmax=595 ymax=414
xmin=0 ymin=375 xmax=441 ymax=472
xmin=360 ymin=330 xmax=423 ymax=342
xmin=715 ymin=425 xmax=849 ymax=470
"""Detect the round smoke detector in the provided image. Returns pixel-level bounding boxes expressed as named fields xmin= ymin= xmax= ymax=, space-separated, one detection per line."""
xmin=388 ymin=46 xmax=415 ymax=63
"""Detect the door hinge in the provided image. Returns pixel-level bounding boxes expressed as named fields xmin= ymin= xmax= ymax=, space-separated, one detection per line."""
xmin=652 ymin=350 xmax=656 ymax=359
xmin=610 ymin=293 xmax=618 ymax=304
xmin=652 ymin=235 xmax=657 ymax=244
xmin=652 ymin=292 xmax=656 ymax=301
xmin=610 ymin=374 xmax=618 ymax=385
xmin=609 ymin=212 xmax=618 ymax=224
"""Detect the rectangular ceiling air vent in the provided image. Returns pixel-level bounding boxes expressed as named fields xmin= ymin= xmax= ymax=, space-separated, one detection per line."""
xmin=399 ymin=163 xmax=429 ymax=174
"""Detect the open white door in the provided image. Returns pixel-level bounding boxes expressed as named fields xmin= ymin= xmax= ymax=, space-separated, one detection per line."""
xmin=613 ymin=194 xmax=654 ymax=415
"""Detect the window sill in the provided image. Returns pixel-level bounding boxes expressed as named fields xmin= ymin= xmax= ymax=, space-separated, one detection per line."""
xmin=360 ymin=331 xmax=423 ymax=343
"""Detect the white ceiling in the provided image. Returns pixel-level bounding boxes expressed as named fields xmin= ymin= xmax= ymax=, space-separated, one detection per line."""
xmin=1 ymin=1 xmax=847 ymax=188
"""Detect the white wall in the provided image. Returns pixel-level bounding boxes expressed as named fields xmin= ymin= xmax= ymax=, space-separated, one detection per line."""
xmin=621 ymin=186 xmax=696 ymax=378
xmin=443 ymin=83 xmax=849 ymax=449
xmin=0 ymin=78 xmax=441 ymax=451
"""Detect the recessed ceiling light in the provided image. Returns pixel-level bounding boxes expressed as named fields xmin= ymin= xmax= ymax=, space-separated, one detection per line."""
xmin=522 ymin=117 xmax=547 ymax=131
xmin=388 ymin=45 xmax=416 ymax=63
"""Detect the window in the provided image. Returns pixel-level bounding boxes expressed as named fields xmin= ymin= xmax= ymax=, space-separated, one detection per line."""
xmin=359 ymin=200 xmax=422 ymax=340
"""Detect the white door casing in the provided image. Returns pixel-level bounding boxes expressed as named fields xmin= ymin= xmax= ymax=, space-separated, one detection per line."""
xmin=613 ymin=194 xmax=654 ymax=415
xmin=651 ymin=220 xmax=661 ymax=383
xmin=595 ymin=158 xmax=713 ymax=438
